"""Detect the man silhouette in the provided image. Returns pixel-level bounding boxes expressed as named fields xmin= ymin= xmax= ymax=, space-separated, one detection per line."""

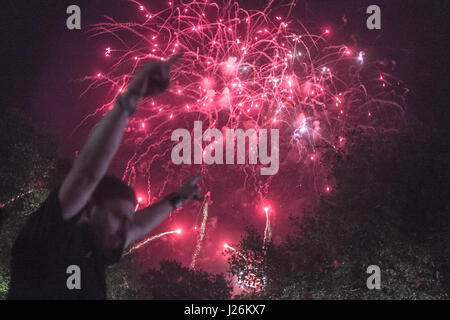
xmin=8 ymin=53 xmax=203 ymax=299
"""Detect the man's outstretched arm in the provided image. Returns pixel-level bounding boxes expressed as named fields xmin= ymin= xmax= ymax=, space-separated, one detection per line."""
xmin=58 ymin=104 xmax=131 ymax=220
xmin=125 ymin=175 xmax=203 ymax=248
xmin=59 ymin=54 xmax=182 ymax=221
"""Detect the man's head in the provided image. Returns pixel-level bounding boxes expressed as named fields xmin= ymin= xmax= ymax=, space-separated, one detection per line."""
xmin=83 ymin=175 xmax=136 ymax=261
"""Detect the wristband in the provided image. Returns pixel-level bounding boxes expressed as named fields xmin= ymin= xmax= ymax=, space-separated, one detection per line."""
xmin=115 ymin=93 xmax=137 ymax=117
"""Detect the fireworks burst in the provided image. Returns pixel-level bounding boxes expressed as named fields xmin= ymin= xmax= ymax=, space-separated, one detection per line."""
xmin=83 ymin=0 xmax=406 ymax=270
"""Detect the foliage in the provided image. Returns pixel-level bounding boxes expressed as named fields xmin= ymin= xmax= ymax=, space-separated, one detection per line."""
xmin=228 ymin=125 xmax=450 ymax=299
xmin=140 ymin=260 xmax=232 ymax=300
xmin=106 ymin=254 xmax=152 ymax=299
xmin=0 ymin=107 xmax=65 ymax=299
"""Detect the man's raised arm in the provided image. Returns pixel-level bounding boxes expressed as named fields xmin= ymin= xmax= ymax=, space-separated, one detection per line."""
xmin=59 ymin=54 xmax=181 ymax=221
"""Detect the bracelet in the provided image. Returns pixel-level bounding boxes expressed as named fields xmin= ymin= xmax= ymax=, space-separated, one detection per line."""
xmin=164 ymin=192 xmax=184 ymax=211
xmin=115 ymin=93 xmax=137 ymax=117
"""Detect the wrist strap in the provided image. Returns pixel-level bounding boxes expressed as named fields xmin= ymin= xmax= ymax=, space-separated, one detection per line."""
xmin=115 ymin=93 xmax=137 ymax=117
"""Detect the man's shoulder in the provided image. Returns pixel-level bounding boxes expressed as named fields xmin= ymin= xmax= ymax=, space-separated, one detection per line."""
xmin=12 ymin=186 xmax=79 ymax=255
xmin=20 ymin=188 xmax=61 ymax=232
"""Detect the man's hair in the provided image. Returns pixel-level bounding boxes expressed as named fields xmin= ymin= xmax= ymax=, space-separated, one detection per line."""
xmin=91 ymin=175 xmax=136 ymax=206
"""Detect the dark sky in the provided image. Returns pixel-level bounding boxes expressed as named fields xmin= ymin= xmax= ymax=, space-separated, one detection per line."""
xmin=2 ymin=0 xmax=449 ymax=140
xmin=2 ymin=0 xmax=449 ymax=274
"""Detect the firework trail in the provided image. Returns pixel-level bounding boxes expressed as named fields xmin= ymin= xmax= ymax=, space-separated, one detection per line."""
xmin=224 ymin=243 xmax=247 ymax=261
xmin=190 ymin=192 xmax=211 ymax=269
xmin=128 ymin=229 xmax=181 ymax=254
xmin=135 ymin=196 xmax=144 ymax=211
xmin=263 ymin=206 xmax=271 ymax=249
xmin=224 ymin=243 xmax=236 ymax=251
xmin=1 ymin=189 xmax=35 ymax=208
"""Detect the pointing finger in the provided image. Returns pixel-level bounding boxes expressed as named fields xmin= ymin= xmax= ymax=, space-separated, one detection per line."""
xmin=139 ymin=77 xmax=149 ymax=97
xmin=166 ymin=52 xmax=183 ymax=68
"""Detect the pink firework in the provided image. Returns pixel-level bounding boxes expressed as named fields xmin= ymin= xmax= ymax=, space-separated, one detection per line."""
xmin=82 ymin=0 xmax=406 ymax=263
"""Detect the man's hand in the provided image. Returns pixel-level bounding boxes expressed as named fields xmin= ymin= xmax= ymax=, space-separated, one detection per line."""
xmin=126 ymin=53 xmax=183 ymax=98
xmin=177 ymin=174 xmax=204 ymax=203
xmin=126 ymin=174 xmax=204 ymax=248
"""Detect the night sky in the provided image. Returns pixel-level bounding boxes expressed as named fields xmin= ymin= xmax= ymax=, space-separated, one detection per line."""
xmin=2 ymin=0 xmax=449 ymax=275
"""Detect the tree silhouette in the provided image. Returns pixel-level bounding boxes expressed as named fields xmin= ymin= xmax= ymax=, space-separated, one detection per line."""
xmin=141 ymin=260 xmax=232 ymax=300
xmin=228 ymin=125 xmax=450 ymax=299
